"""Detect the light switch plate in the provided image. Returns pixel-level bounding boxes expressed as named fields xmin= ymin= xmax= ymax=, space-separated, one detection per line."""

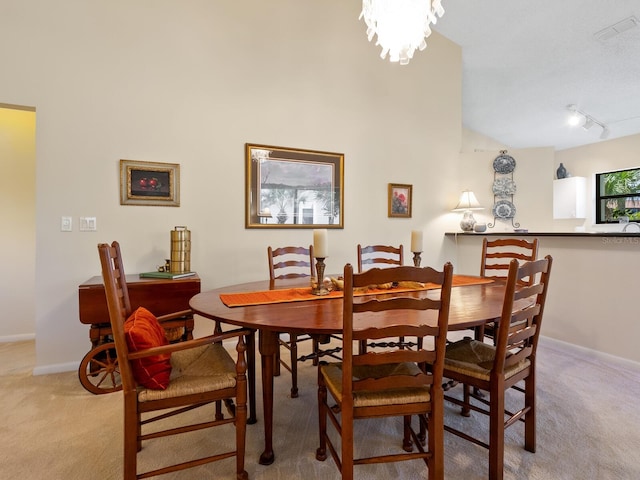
xmin=79 ymin=217 xmax=97 ymax=232
xmin=61 ymin=216 xmax=72 ymax=232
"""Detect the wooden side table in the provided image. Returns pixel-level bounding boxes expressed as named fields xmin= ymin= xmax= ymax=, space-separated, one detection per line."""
xmin=79 ymin=273 xmax=201 ymax=344
xmin=77 ymin=273 xmax=201 ymax=394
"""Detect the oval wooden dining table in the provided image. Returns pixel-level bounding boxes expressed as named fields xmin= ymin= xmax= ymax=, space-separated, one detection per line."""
xmin=189 ymin=275 xmax=510 ymax=465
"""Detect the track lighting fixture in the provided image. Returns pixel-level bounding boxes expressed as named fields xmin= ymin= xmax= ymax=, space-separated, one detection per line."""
xmin=566 ymin=104 xmax=610 ymax=140
xmin=582 ymin=117 xmax=594 ymax=130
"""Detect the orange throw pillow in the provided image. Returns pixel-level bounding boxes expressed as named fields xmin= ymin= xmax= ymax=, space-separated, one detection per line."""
xmin=124 ymin=307 xmax=172 ymax=390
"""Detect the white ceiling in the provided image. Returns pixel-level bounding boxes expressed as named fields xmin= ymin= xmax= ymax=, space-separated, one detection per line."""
xmin=432 ymin=0 xmax=640 ymax=151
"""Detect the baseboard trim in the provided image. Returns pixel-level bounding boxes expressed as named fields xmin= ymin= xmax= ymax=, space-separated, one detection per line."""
xmin=33 ymin=361 xmax=79 ymax=376
xmin=23 ymin=335 xmax=640 ymax=376
xmin=541 ymin=335 xmax=640 ymax=372
xmin=0 ymin=333 xmax=35 ymax=343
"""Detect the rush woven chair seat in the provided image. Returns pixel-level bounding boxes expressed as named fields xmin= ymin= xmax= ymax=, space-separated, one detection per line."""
xmin=316 ymin=262 xmax=453 ymax=480
xmin=98 ymin=241 xmax=250 ymax=480
xmin=441 ymin=255 xmax=553 ymax=480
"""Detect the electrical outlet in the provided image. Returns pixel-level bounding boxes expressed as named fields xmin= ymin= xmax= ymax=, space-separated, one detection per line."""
xmin=61 ymin=216 xmax=72 ymax=232
xmin=79 ymin=216 xmax=97 ymax=232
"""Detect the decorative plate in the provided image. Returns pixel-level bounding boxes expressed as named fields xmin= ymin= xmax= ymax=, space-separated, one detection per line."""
xmin=492 ymin=200 xmax=516 ymax=219
xmin=493 ymin=153 xmax=516 ymax=174
xmin=492 ymin=177 xmax=517 ymax=196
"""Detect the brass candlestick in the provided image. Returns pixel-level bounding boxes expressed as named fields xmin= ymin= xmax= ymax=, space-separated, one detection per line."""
xmin=412 ymin=252 xmax=422 ymax=267
xmin=312 ymin=257 xmax=330 ymax=296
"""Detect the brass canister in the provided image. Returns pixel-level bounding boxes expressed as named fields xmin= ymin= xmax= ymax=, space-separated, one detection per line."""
xmin=170 ymin=226 xmax=191 ymax=273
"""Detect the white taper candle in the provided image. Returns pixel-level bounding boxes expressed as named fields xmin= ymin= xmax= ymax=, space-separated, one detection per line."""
xmin=411 ymin=230 xmax=423 ymax=252
xmin=313 ymin=229 xmax=329 ymax=258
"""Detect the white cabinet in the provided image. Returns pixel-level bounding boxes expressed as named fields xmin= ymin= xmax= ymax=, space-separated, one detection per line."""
xmin=553 ymin=177 xmax=587 ymax=219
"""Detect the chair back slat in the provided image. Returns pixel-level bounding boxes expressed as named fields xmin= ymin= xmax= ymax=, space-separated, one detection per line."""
xmin=354 ymin=324 xmax=435 ymax=341
xmin=353 ymin=296 xmax=441 ymax=314
xmin=357 ymin=244 xmax=404 ymax=273
xmin=481 ymin=238 xmax=539 ymax=285
xmin=342 ymin=262 xmax=453 ymax=400
xmin=352 ymin=348 xmax=431 ymax=367
xmin=354 ymin=373 xmax=433 ymax=392
xmin=504 ymin=345 xmax=533 ymax=368
xmin=268 ymin=245 xmax=315 ymax=280
xmin=508 ymin=324 xmax=537 ymax=346
xmin=510 ymin=304 xmax=540 ymax=325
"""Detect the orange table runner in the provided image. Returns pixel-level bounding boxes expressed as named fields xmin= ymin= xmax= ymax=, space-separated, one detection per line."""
xmin=220 ymin=275 xmax=493 ymax=308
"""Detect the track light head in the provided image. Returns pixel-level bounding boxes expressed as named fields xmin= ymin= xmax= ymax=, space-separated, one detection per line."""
xmin=566 ymin=104 xmax=582 ymax=126
xmin=582 ymin=117 xmax=594 ymax=130
xmin=565 ymin=104 xmax=610 ymax=140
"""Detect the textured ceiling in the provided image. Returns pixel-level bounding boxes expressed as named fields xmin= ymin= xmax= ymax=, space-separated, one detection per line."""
xmin=433 ymin=0 xmax=640 ymax=151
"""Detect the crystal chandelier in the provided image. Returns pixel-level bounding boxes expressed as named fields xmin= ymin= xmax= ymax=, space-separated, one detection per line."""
xmin=359 ymin=0 xmax=445 ymax=65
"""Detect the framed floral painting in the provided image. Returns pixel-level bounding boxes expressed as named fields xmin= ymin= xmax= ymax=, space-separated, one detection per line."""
xmin=388 ymin=183 xmax=412 ymax=218
xmin=120 ymin=159 xmax=180 ymax=206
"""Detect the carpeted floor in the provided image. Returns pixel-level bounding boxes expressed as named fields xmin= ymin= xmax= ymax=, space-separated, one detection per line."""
xmin=1 ymin=337 xmax=639 ymax=479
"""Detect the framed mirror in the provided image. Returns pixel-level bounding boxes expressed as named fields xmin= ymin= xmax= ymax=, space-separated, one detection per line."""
xmin=245 ymin=143 xmax=344 ymax=228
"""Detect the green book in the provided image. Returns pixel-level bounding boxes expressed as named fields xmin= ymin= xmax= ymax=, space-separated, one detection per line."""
xmin=139 ymin=271 xmax=196 ymax=280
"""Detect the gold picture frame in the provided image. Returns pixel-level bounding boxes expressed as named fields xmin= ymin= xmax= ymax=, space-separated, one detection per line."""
xmin=388 ymin=183 xmax=412 ymax=218
xmin=120 ymin=159 xmax=180 ymax=207
xmin=245 ymin=143 xmax=344 ymax=228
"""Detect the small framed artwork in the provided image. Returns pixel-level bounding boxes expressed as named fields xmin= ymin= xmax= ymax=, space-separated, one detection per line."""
xmin=388 ymin=183 xmax=412 ymax=218
xmin=120 ymin=159 xmax=180 ymax=207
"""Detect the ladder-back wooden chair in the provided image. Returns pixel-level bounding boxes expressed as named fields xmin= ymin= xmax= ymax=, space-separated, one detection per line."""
xmin=478 ymin=237 xmax=539 ymax=342
xmin=441 ymin=256 xmax=553 ymax=480
xmin=357 ymin=243 xmax=406 ymax=351
xmin=480 ymin=237 xmax=539 ymax=284
xmin=268 ymin=245 xmax=319 ymax=398
xmin=98 ymin=241 xmax=250 ymax=480
xmin=316 ymin=263 xmax=453 ymax=480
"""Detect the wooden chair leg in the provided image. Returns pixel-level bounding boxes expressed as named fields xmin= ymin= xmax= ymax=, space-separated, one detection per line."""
xmin=235 ymin=397 xmax=248 ymax=480
xmin=243 ymin=330 xmax=257 ymax=424
xmin=289 ymin=333 xmax=299 ymax=398
xmin=316 ymin=378 xmax=328 ymax=461
xmin=489 ymin=384 xmax=505 ymax=480
xmin=136 ymin=410 xmax=142 ymax=451
xmin=402 ymin=415 xmax=413 ymax=452
xmin=461 ymin=383 xmax=471 ymax=417
xmin=418 ymin=413 xmax=427 ymax=446
xmin=275 ymin=334 xmax=282 ymax=376
xmin=124 ymin=400 xmax=139 ymax=480
xmin=524 ymin=374 xmax=536 ymax=452
xmin=341 ymin=414 xmax=354 ymax=480
xmin=312 ymin=336 xmax=320 ymax=366
xmin=430 ymin=391 xmax=445 ymax=480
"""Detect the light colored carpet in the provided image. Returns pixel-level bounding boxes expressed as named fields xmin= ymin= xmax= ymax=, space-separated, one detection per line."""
xmin=1 ymin=337 xmax=639 ymax=479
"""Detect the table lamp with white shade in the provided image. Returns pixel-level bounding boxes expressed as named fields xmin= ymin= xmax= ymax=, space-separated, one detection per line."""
xmin=452 ymin=190 xmax=484 ymax=232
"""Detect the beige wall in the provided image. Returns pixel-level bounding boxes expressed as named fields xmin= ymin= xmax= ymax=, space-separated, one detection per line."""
xmin=0 ymin=1 xmax=463 ymax=372
xmin=450 ymin=133 xmax=640 ymax=363
xmin=1 ymin=1 xmax=638 ymax=371
xmin=556 ymin=134 xmax=640 ymax=231
xmin=0 ymin=106 xmax=36 ymax=339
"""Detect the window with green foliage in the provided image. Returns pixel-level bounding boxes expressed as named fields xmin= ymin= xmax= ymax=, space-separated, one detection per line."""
xmin=595 ymin=167 xmax=640 ymax=223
